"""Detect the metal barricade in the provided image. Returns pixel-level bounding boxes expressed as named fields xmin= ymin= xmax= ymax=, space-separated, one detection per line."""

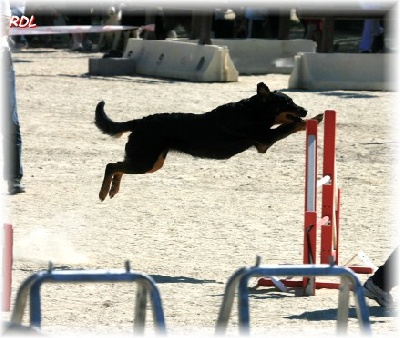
xmin=216 ymin=264 xmax=371 ymax=335
xmin=10 ymin=263 xmax=166 ymax=335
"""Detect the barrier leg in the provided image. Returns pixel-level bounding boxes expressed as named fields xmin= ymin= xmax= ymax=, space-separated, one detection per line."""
xmin=216 ymin=267 xmax=249 ymax=334
xmin=134 ymin=283 xmax=147 ymax=334
xmin=337 ymin=275 xmax=351 ymax=334
xmin=238 ymin=275 xmax=251 ymax=335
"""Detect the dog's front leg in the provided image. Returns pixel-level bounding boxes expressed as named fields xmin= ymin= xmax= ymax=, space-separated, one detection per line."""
xmin=255 ymin=114 xmax=324 ymax=153
xmin=254 ymin=128 xmax=292 ymax=153
xmin=254 ymin=123 xmax=299 ymax=153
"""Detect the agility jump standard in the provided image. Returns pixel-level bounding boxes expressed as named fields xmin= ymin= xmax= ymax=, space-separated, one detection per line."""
xmin=304 ymin=110 xmax=340 ymax=295
xmin=2 ymin=223 xmax=13 ymax=311
xmin=257 ymin=110 xmax=373 ymax=295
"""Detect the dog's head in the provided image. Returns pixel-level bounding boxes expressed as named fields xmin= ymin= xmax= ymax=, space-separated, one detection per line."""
xmin=256 ymin=82 xmax=307 ymax=124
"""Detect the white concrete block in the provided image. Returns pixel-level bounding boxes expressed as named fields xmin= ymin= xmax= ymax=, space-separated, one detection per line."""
xmin=123 ymin=39 xmax=238 ymax=82
xmin=288 ymin=52 xmax=395 ymax=91
xmin=210 ymin=39 xmax=317 ymax=74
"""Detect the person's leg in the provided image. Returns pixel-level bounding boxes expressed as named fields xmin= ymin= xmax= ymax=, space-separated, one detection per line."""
xmin=6 ymin=60 xmax=24 ymax=194
xmin=360 ymin=19 xmax=374 ymax=52
xmin=364 ymin=247 xmax=398 ymax=307
xmin=68 ymin=14 xmax=93 ymax=51
xmin=371 ymin=247 xmax=398 ymax=292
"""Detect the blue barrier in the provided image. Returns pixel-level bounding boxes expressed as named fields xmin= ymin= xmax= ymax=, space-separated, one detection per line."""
xmin=10 ymin=263 xmax=166 ymax=335
xmin=216 ymin=263 xmax=371 ymax=335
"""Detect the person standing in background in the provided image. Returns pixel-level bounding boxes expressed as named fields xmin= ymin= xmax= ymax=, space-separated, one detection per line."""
xmin=359 ymin=19 xmax=385 ymax=53
xmin=1 ymin=0 xmax=25 ymax=195
xmin=359 ymin=2 xmax=386 ymax=53
xmin=63 ymin=7 xmax=93 ymax=52
xmin=9 ymin=0 xmax=28 ymax=49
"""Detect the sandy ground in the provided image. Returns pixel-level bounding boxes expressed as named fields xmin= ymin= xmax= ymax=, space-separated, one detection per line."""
xmin=1 ymin=48 xmax=399 ymax=337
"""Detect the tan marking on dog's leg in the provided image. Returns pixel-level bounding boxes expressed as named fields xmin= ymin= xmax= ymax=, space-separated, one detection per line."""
xmin=146 ymin=153 xmax=165 ymax=174
xmin=109 ymin=173 xmax=123 ymax=199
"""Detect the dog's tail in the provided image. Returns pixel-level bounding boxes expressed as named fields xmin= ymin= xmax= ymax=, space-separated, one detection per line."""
xmin=95 ymin=101 xmax=138 ymax=138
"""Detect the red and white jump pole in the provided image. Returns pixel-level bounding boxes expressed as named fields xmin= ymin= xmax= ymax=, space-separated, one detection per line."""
xmin=2 ymin=223 xmax=13 ymax=311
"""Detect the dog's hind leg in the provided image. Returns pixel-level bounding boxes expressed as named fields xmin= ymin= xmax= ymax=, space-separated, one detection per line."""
xmin=108 ymin=153 xmax=166 ymax=198
xmin=99 ymin=151 xmax=168 ymax=201
xmin=99 ymin=162 xmax=123 ymax=201
xmin=99 ymin=161 xmax=140 ymax=201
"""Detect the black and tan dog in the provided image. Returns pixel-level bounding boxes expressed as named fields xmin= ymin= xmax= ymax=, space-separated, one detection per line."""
xmin=95 ymin=82 xmax=323 ymax=201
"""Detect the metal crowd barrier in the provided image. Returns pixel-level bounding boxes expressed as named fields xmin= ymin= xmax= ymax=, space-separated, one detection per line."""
xmin=216 ymin=263 xmax=371 ymax=335
xmin=10 ymin=262 xmax=166 ymax=335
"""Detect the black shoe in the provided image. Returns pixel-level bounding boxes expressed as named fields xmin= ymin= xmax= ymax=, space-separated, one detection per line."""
xmin=8 ymin=180 xmax=25 ymax=195
xmin=363 ymin=277 xmax=393 ymax=308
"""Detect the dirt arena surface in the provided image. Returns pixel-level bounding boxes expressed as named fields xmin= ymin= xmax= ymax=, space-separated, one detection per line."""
xmin=1 ymin=48 xmax=399 ymax=336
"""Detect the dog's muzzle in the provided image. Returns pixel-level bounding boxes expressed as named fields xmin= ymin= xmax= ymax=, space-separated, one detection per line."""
xmin=286 ymin=108 xmax=307 ymax=122
xmin=297 ymin=107 xmax=307 ymax=117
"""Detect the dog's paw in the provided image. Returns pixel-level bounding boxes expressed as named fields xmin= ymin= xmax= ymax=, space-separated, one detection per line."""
xmin=295 ymin=113 xmax=324 ymax=132
xmin=99 ymin=190 xmax=107 ymax=202
xmin=311 ymin=113 xmax=324 ymax=123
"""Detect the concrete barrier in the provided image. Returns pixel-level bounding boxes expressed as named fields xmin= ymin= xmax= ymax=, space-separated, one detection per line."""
xmin=123 ymin=39 xmax=238 ymax=82
xmin=209 ymin=39 xmax=317 ymax=75
xmin=288 ymin=52 xmax=395 ymax=91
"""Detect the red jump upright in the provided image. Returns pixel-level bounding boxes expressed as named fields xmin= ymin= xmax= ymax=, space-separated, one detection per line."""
xmin=3 ymin=223 xmax=13 ymax=311
xmin=256 ymin=110 xmax=373 ymax=295
xmin=320 ymin=111 xmax=340 ymax=265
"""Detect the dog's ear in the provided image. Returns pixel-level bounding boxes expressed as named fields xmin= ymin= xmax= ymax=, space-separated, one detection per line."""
xmin=257 ymin=82 xmax=271 ymax=97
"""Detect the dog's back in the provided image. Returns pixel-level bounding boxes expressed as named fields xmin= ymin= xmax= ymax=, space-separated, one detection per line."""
xmin=95 ymin=95 xmax=272 ymax=159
